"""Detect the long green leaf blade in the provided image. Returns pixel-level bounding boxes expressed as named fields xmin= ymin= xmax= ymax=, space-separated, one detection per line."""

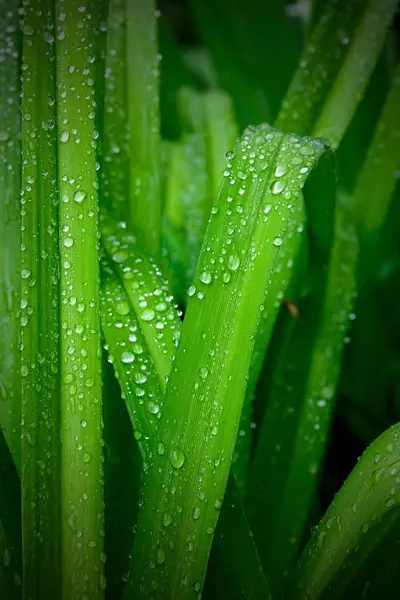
xmin=100 ymin=244 xmax=272 ymax=600
xmin=126 ymin=0 xmax=161 ymax=257
xmin=125 ymin=125 xmax=327 ymax=599
xmin=20 ymin=3 xmax=61 ymax=597
xmin=102 ymin=0 xmax=129 ymax=221
xmin=312 ymin=0 xmax=398 ymax=148
xmin=55 ymin=2 xmax=104 ymax=597
xmin=276 ymin=0 xmax=397 ymax=147
xmin=248 ymin=57 xmax=400 ymax=595
xmin=101 ymin=220 xmax=182 ymax=387
xmin=0 ymin=0 xmax=21 ymax=469
xmin=294 ymin=422 xmax=400 ymax=599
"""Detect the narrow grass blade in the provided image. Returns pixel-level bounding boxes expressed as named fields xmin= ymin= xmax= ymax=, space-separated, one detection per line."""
xmin=294 ymin=423 xmax=400 ymax=599
xmin=248 ymin=58 xmax=400 ymax=593
xmin=203 ymin=90 xmax=238 ymax=198
xmin=126 ymin=125 xmax=327 ymax=599
xmin=126 ymin=0 xmax=161 ymax=257
xmin=102 ymin=0 xmax=129 ymax=221
xmin=178 ymin=88 xmax=210 ymax=281
xmin=100 ymin=243 xmax=271 ymax=600
xmin=276 ymin=0 xmax=397 ymax=147
xmin=249 ymin=194 xmax=359 ymax=595
xmin=339 ymin=518 xmax=400 ymax=600
xmin=352 ymin=62 xmax=400 ymax=277
xmin=55 ymin=2 xmax=104 ymax=597
xmin=20 ymin=4 xmax=61 ymax=597
xmin=312 ymin=0 xmax=398 ymax=148
xmin=100 ymin=256 xmax=174 ymax=457
xmin=161 ymin=141 xmax=188 ymax=301
xmin=101 ymin=219 xmax=182 ymax=387
xmin=0 ymin=0 xmax=21 ymax=469
xmin=165 ymin=88 xmax=238 ymax=297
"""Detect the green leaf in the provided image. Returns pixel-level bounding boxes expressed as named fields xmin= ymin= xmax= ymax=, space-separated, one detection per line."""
xmin=126 ymin=0 xmax=162 ymax=257
xmin=126 ymin=125 xmax=327 ymax=598
xmin=276 ymin=0 xmax=398 ymax=148
xmin=20 ymin=4 xmax=61 ymax=597
xmin=248 ymin=57 xmax=400 ymax=594
xmin=294 ymin=422 xmax=400 ymax=599
xmin=101 ymin=219 xmax=182 ymax=388
xmin=0 ymin=0 xmax=21 ymax=470
xmin=352 ymin=62 xmax=400 ymax=279
xmin=312 ymin=0 xmax=398 ymax=148
xmin=102 ymin=0 xmax=129 ymax=221
xmin=248 ymin=192 xmax=359 ymax=595
xmin=100 ymin=234 xmax=271 ymax=600
xmin=203 ymin=90 xmax=239 ymax=199
xmin=55 ymin=2 xmax=104 ymax=596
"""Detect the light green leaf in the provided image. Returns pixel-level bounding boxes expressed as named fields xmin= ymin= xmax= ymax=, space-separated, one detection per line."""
xmin=126 ymin=124 xmax=327 ymax=599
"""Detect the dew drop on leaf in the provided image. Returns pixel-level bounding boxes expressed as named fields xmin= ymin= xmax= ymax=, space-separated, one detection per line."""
xmin=169 ymin=448 xmax=185 ymax=469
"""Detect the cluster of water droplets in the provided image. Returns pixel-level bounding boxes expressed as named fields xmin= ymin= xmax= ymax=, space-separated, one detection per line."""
xmin=103 ymin=225 xmax=182 ymax=361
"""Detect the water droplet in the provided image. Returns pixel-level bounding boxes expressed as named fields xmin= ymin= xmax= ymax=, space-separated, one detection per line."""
xmin=73 ymin=190 xmax=87 ymax=203
xmin=227 ymin=254 xmax=240 ymax=271
xmin=21 ymin=364 xmax=29 ymax=377
xmin=83 ymin=452 xmax=92 ymax=463
xmin=21 ymin=268 xmax=32 ymax=279
xmin=222 ymin=272 xmax=231 ymax=284
xmin=200 ymin=271 xmax=212 ymax=285
xmin=187 ymin=285 xmax=196 ymax=297
xmin=264 ymin=204 xmax=272 ymax=214
xmin=162 ymin=512 xmax=172 ymax=527
xmin=156 ymin=548 xmax=166 ymax=564
xmin=64 ymin=237 xmax=74 ymax=248
xmin=60 ymin=131 xmax=69 ymax=143
xmin=115 ymin=301 xmax=130 ymax=316
xmin=157 ymin=442 xmax=165 ymax=455
xmin=121 ymin=351 xmax=134 ymax=364
xmin=169 ymin=447 xmax=185 ymax=469
xmin=273 ymin=236 xmax=283 ymax=247
xmin=275 ymin=164 xmax=287 ymax=177
xmin=272 ymin=180 xmax=286 ymax=194
xmin=199 ymin=368 xmax=208 ymax=380
xmin=385 ymin=498 xmax=396 ymax=508
xmin=112 ymin=251 xmax=129 ymax=263
xmin=300 ymin=144 xmax=315 ymax=156
xmin=193 ymin=507 xmax=201 ymax=520
xmin=141 ymin=308 xmax=155 ymax=321
xmin=147 ymin=401 xmax=160 ymax=415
